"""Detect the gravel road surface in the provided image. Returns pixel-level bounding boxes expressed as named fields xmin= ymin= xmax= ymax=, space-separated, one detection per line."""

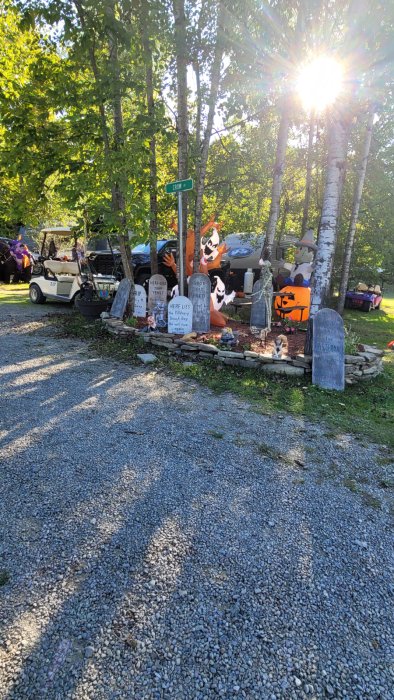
xmin=0 ymin=301 xmax=393 ymax=700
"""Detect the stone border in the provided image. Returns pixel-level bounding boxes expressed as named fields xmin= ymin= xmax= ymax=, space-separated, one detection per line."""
xmin=101 ymin=318 xmax=384 ymax=383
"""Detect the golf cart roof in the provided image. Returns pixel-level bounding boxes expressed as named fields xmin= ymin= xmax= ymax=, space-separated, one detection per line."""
xmin=40 ymin=227 xmax=77 ymax=236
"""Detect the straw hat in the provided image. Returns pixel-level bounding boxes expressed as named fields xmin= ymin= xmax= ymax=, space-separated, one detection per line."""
xmin=297 ymin=228 xmax=317 ymax=250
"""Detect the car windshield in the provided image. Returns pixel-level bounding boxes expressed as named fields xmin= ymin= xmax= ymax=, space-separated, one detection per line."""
xmin=132 ymin=241 xmax=168 ymax=254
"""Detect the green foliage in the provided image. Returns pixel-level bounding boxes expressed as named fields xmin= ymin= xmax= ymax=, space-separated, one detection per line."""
xmin=0 ymin=0 xmax=392 ymax=287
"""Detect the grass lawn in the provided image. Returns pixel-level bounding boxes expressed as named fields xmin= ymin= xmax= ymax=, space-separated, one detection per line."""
xmin=0 ymin=282 xmax=30 ymax=304
xmin=50 ymin=289 xmax=394 ymax=448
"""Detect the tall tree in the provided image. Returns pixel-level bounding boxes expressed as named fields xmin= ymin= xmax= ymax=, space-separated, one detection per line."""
xmin=301 ymin=111 xmax=315 ymax=236
xmin=193 ymin=1 xmax=225 ymax=267
xmin=260 ymin=97 xmax=291 ymax=260
xmin=172 ymin=0 xmax=188 ymax=287
xmin=309 ymin=112 xmax=349 ymax=316
xmin=337 ymin=110 xmax=374 ymax=314
xmin=136 ymin=0 xmax=158 ymax=274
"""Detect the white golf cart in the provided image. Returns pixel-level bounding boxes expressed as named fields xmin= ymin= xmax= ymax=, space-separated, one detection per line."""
xmin=29 ymin=258 xmax=118 ymax=305
xmin=29 ymin=226 xmax=118 ymax=305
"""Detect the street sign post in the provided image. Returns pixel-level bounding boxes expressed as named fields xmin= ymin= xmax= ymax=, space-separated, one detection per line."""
xmin=165 ymin=178 xmax=193 ymax=194
xmin=165 ymin=179 xmax=193 ymax=296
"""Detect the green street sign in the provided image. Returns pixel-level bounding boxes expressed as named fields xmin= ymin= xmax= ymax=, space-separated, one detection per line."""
xmin=165 ymin=178 xmax=193 ymax=194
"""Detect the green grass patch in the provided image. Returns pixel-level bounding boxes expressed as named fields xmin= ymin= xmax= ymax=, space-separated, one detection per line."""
xmin=0 ymin=283 xmax=29 ymax=304
xmin=49 ymin=293 xmax=394 ymax=447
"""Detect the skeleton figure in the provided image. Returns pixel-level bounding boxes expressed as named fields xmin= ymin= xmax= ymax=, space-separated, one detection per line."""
xmin=259 ymin=260 xmax=273 ymax=334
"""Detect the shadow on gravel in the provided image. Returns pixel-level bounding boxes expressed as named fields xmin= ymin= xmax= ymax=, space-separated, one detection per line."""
xmin=1 ymin=320 xmax=393 ymax=699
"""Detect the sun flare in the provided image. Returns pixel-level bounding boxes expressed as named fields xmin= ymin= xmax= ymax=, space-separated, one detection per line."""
xmin=296 ymin=56 xmax=344 ymax=113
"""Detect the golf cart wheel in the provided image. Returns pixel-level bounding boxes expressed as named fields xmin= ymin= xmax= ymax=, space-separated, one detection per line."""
xmin=362 ymin=301 xmax=372 ymax=312
xmin=29 ymin=283 xmax=46 ymax=304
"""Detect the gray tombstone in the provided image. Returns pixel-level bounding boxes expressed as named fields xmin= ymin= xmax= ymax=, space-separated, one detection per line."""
xmin=168 ymin=296 xmax=193 ymax=334
xmin=133 ymin=284 xmax=147 ymax=317
xmin=188 ymin=273 xmax=211 ymax=333
xmin=148 ymin=274 xmax=167 ymax=311
xmin=312 ymin=308 xmax=345 ymax=391
xmin=110 ymin=278 xmax=131 ymax=319
xmin=250 ymin=279 xmax=267 ymax=329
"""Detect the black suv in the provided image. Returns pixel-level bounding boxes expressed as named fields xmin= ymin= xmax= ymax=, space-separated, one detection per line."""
xmin=88 ymin=239 xmax=229 ymax=291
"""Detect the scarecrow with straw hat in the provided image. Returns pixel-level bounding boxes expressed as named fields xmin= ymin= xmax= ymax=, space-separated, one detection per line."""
xmin=282 ymin=228 xmax=317 ymax=287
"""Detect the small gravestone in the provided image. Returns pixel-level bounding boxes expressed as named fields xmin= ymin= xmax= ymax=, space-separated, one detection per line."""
xmin=133 ymin=284 xmax=147 ymax=317
xmin=110 ymin=278 xmax=131 ymax=319
xmin=312 ymin=308 xmax=345 ymax=391
xmin=148 ymin=274 xmax=167 ymax=311
xmin=168 ymin=296 xmax=193 ymax=334
xmin=188 ymin=273 xmax=211 ymax=333
xmin=250 ymin=279 xmax=267 ymax=329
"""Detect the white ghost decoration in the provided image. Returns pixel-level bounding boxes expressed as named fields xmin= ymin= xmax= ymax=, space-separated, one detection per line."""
xmin=201 ymin=228 xmax=220 ymax=263
xmin=211 ymin=275 xmax=236 ymax=311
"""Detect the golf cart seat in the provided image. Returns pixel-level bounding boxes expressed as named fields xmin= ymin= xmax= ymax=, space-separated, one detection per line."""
xmin=355 ymin=282 xmax=368 ymax=292
xmin=44 ymin=260 xmax=79 ymax=279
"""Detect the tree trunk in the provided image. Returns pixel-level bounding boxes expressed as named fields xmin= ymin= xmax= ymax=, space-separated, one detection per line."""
xmin=304 ymin=112 xmax=348 ymax=353
xmin=74 ymin=0 xmax=134 ymax=308
xmin=194 ymin=2 xmax=224 ymax=267
xmin=261 ymin=98 xmax=291 ymax=261
xmin=138 ymin=0 xmax=158 ymax=274
xmin=74 ymin=1 xmax=111 ymax=158
xmin=337 ymin=112 xmax=374 ymax=315
xmin=309 ymin=115 xmax=348 ymax=316
xmin=301 ymin=111 xmax=315 ymax=237
xmin=172 ymin=0 xmax=188 ymax=287
xmin=106 ymin=5 xmax=135 ymax=315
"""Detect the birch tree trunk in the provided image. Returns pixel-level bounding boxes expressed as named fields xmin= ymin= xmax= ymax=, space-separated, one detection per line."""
xmin=310 ymin=115 xmax=348 ymax=316
xmin=172 ymin=0 xmax=188 ymax=287
xmin=301 ymin=111 xmax=315 ymax=237
xmin=337 ymin=112 xmax=374 ymax=315
xmin=138 ymin=0 xmax=158 ymax=274
xmin=261 ymin=98 xmax=291 ymax=261
xmin=304 ymin=112 xmax=348 ymax=353
xmin=193 ymin=2 xmax=224 ymax=267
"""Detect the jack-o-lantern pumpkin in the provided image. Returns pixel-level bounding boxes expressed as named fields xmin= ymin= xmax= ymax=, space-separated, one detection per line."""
xmin=274 ymin=285 xmax=311 ymax=322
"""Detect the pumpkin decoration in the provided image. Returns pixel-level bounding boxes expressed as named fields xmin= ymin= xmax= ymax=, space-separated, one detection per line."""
xmin=274 ymin=285 xmax=311 ymax=322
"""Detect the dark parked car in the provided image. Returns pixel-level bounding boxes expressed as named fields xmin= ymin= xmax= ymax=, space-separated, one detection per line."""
xmin=88 ymin=239 xmax=230 ymax=292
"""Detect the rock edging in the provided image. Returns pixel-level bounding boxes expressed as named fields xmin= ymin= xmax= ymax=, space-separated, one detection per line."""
xmin=101 ymin=318 xmax=385 ymax=383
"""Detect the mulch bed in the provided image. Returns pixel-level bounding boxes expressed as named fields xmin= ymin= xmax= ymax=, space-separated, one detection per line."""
xmin=198 ymin=321 xmax=307 ymax=356
xmin=135 ymin=317 xmax=307 ymax=356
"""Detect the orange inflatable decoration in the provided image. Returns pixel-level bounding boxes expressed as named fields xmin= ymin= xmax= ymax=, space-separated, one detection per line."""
xmin=163 ymin=215 xmax=227 ymax=277
xmin=163 ymin=216 xmax=232 ymax=327
xmin=274 ymin=285 xmax=311 ymax=322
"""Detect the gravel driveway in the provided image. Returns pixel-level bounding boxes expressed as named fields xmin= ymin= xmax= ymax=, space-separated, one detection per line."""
xmin=0 ymin=302 xmax=393 ymax=700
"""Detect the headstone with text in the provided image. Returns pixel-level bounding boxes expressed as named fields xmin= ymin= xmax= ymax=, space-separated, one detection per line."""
xmin=168 ymin=296 xmax=193 ymax=334
xmin=188 ymin=273 xmax=211 ymax=333
xmin=312 ymin=308 xmax=345 ymax=391
xmin=148 ymin=274 xmax=167 ymax=311
xmin=110 ymin=278 xmax=131 ymax=319
xmin=133 ymin=284 xmax=147 ymax=317
xmin=250 ymin=279 xmax=267 ymax=329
